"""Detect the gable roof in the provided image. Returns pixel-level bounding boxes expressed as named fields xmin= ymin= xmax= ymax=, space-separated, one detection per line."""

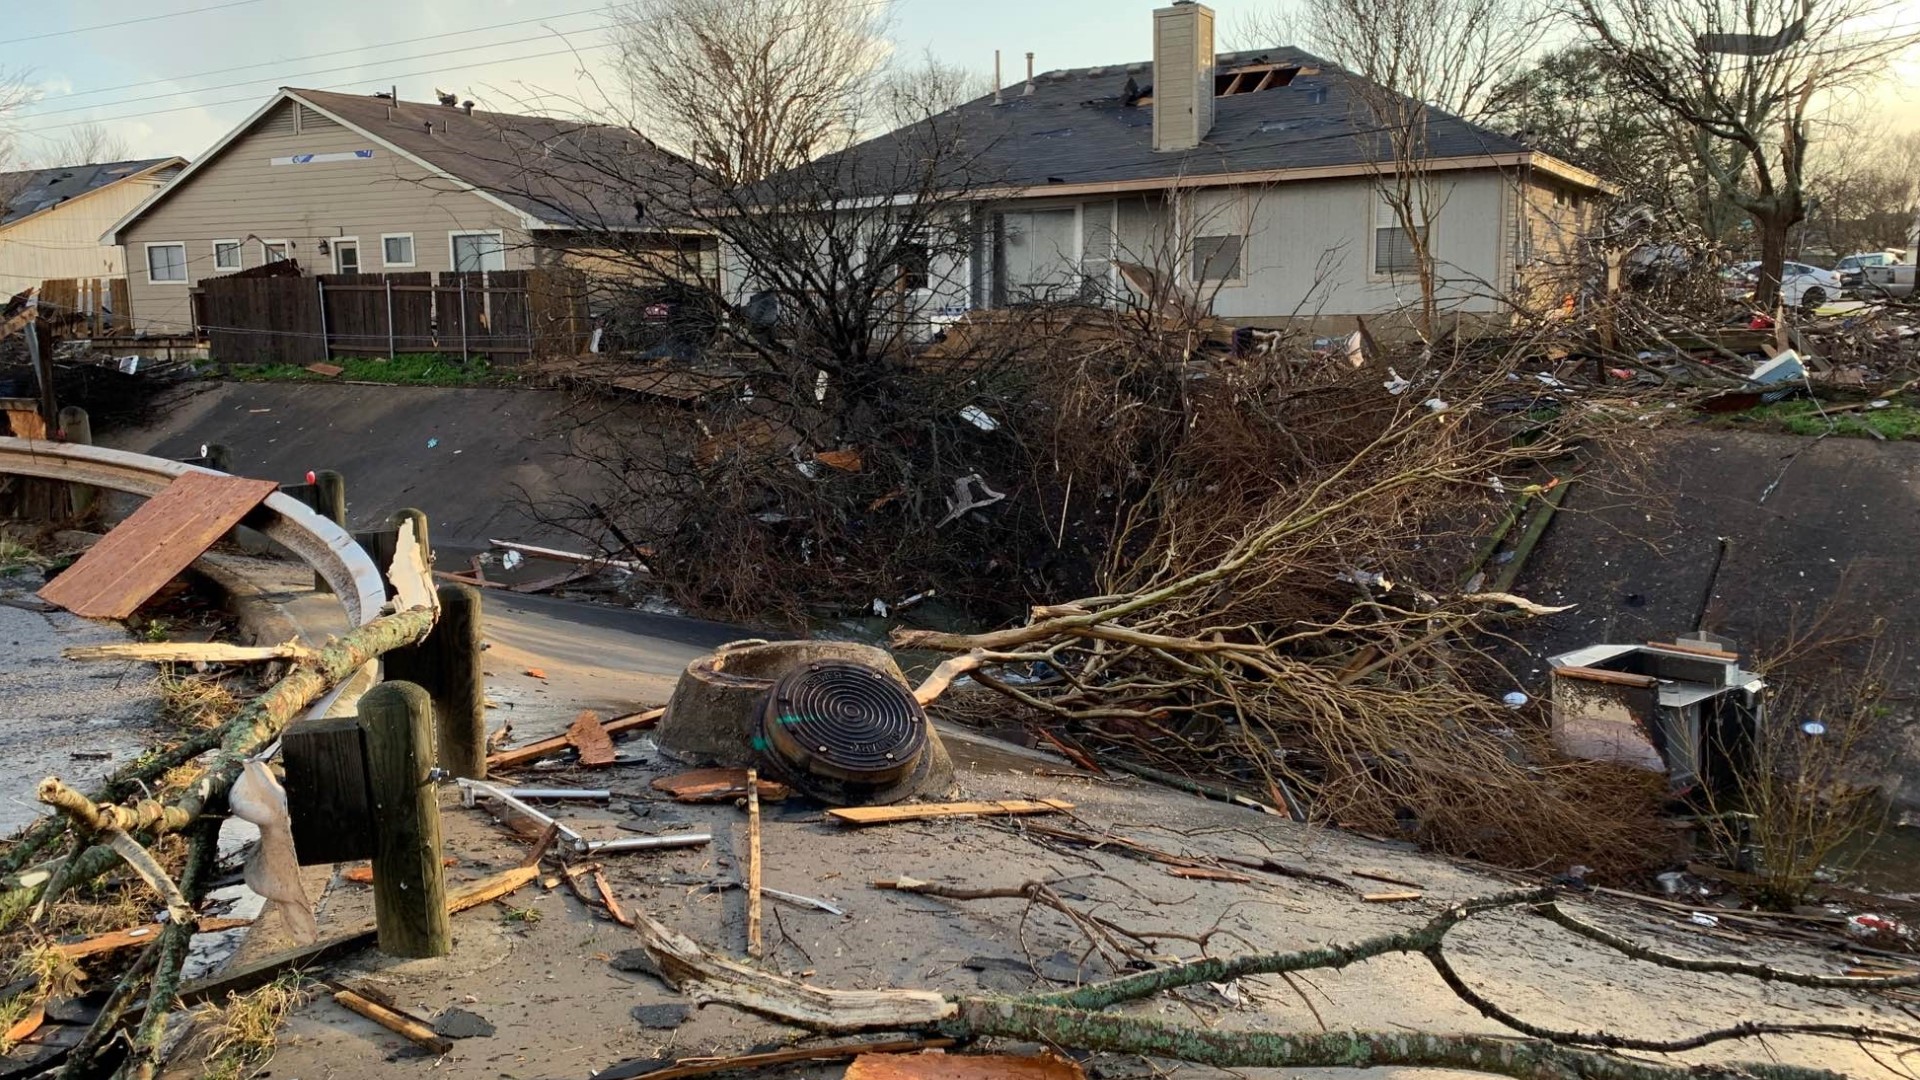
xmin=0 ymin=158 xmax=184 ymax=229
xmin=815 ymin=48 xmax=1604 ymax=198
xmin=108 ymin=88 xmax=687 ymax=242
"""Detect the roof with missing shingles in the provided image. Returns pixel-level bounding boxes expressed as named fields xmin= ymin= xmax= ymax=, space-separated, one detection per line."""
xmin=0 ymin=158 xmax=181 ymax=227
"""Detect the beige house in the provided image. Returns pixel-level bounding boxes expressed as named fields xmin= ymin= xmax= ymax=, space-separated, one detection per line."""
xmin=108 ymin=87 xmax=692 ymax=334
xmin=0 ymin=158 xmax=185 ymax=297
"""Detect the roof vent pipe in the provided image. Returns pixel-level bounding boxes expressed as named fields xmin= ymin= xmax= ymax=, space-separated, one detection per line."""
xmin=462 ymin=100 xmax=474 ymax=115
xmin=993 ymin=50 xmax=1002 ymax=105
xmin=1024 ymin=52 xmax=1035 ymax=95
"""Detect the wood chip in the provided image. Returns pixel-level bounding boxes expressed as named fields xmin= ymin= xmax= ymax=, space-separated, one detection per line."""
xmin=525 ymin=668 xmax=548 ymax=680
xmin=566 ymin=709 xmax=617 ymax=767
xmin=826 ymin=800 xmax=1073 ymax=826
xmin=651 ymin=767 xmax=790 ymax=803
xmin=846 ymin=1050 xmax=1086 ymax=1079
xmin=1361 ymin=891 xmax=1423 ymax=903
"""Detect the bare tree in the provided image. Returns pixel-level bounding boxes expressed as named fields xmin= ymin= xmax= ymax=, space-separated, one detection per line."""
xmin=0 ymin=67 xmax=38 ymax=172
xmin=1239 ymin=0 xmax=1544 ymax=335
xmin=1802 ymin=121 xmax=1920 ymax=258
xmin=607 ymin=0 xmax=891 ymax=183
xmin=33 ymin=122 xmax=130 ymax=167
xmin=1566 ymin=0 xmax=1920 ymax=309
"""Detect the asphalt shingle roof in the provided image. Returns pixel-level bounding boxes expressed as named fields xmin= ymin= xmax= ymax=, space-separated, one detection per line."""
xmin=0 ymin=159 xmax=177 ymax=227
xmin=816 ymin=48 xmax=1540 ymax=195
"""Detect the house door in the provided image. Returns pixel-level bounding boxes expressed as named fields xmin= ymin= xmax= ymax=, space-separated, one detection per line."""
xmin=333 ymin=239 xmax=360 ymax=275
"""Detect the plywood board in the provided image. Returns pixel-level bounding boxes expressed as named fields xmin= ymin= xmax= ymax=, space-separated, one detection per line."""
xmin=39 ymin=472 xmax=278 ymax=619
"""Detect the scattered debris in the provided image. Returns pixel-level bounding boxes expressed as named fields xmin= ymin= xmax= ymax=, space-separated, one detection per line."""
xmin=845 ymin=1050 xmax=1085 ymax=1080
xmin=1362 ymin=891 xmax=1424 ymax=903
xmin=330 ymin=984 xmax=453 ymax=1055
xmin=745 ymin=766 xmax=764 ymax=958
xmin=304 ymin=362 xmax=345 ymax=377
xmin=431 ymin=1006 xmax=496 ymax=1040
xmin=591 ymin=1039 xmax=958 ymax=1080
xmin=652 ymin=768 xmax=791 ymax=803
xmin=631 ymin=1003 xmax=692 ymax=1030
xmin=566 ymin=709 xmax=618 ymax=768
xmin=826 ymin=799 xmax=1073 ymax=826
xmin=487 ymin=707 xmax=661 ymax=770
xmin=63 ymin=640 xmax=316 ymax=664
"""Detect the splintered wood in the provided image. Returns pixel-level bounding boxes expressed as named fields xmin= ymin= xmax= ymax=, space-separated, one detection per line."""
xmin=486 ymin=707 xmax=662 ymax=770
xmin=845 ymin=1051 xmax=1086 ymax=1079
xmin=566 ymin=709 xmax=617 ymax=767
xmin=38 ymin=472 xmax=279 ymax=619
xmin=826 ymin=800 xmax=1073 ymax=826
xmin=652 ymin=768 xmax=791 ymax=803
xmin=746 ymin=767 xmax=763 ymax=958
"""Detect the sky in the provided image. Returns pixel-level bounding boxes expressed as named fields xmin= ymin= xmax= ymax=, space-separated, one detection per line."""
xmin=2 ymin=0 xmax=1918 ymax=165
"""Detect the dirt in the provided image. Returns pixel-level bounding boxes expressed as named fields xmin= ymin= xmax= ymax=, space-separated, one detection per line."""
xmin=247 ymin=709 xmax=1918 ymax=1080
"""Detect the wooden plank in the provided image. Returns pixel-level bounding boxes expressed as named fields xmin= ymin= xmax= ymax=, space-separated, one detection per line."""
xmin=846 ymin=1051 xmax=1086 ymax=1080
xmin=486 ymin=708 xmax=663 ymax=769
xmin=1647 ymin=639 xmax=1739 ymax=660
xmin=565 ymin=709 xmax=617 ymax=768
xmin=38 ymin=472 xmax=278 ymax=619
xmin=826 ymin=800 xmax=1073 ymax=826
xmin=746 ymin=768 xmax=763 ymax=958
xmin=1551 ymin=665 xmax=1660 ymax=689
xmin=1361 ymin=891 xmax=1423 ymax=903
xmin=63 ymin=641 xmax=314 ymax=664
xmin=1166 ymin=866 xmax=1253 ymax=884
xmin=331 ymin=987 xmax=453 ymax=1055
xmin=5 ymin=407 xmax=46 ymax=440
xmin=57 ymin=918 xmax=252 ymax=959
xmin=283 ymin=713 xmax=377 ymax=865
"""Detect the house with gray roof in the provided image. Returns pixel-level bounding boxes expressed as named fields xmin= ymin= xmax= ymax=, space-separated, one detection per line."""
xmin=800 ymin=1 xmax=1609 ymax=332
xmin=106 ymin=87 xmax=701 ymax=335
xmin=0 ymin=157 xmax=185 ymax=298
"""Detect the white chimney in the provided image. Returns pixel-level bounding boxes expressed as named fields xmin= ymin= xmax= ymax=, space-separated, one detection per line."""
xmin=1152 ymin=1 xmax=1216 ymax=153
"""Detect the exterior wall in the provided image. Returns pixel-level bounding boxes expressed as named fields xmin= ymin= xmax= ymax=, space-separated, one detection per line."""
xmin=1512 ymin=173 xmax=1594 ymax=313
xmin=119 ymin=101 xmax=530 ymax=334
xmin=0 ymin=174 xmax=170 ymax=296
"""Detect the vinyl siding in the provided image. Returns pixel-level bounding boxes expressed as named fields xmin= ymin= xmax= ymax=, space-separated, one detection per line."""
xmin=120 ymin=101 xmax=530 ymax=333
xmin=0 ymin=174 xmax=170 ymax=295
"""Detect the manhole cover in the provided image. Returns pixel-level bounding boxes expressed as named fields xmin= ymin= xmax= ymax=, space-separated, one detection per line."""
xmin=758 ymin=661 xmax=929 ymax=804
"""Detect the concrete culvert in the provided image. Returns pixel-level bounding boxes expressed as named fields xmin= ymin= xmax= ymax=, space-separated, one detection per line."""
xmin=655 ymin=640 xmax=951 ymax=804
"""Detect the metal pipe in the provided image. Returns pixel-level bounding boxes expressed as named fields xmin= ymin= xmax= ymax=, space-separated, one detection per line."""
xmin=492 ymin=787 xmax=610 ymax=801
xmin=459 ymin=780 xmax=588 ymax=851
xmin=585 ymin=833 xmax=711 ymax=854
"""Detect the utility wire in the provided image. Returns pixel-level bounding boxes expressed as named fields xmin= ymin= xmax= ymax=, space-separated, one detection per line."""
xmin=32 ymin=5 xmax=608 ymax=102
xmin=2 ymin=0 xmax=270 ymax=46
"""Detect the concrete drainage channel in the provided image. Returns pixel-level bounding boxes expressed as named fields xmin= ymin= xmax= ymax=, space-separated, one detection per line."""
xmin=0 ymin=437 xmax=387 ymax=977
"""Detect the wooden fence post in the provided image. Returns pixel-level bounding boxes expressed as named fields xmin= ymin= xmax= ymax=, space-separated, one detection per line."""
xmin=385 ymin=277 xmax=396 ymax=360
xmin=316 ymin=277 xmax=330 ymax=361
xmin=384 ymin=581 xmax=486 ymax=780
xmin=313 ymin=469 xmax=347 ymax=594
xmin=358 ymin=681 xmax=451 ymax=958
xmin=458 ymin=276 xmax=469 ymax=364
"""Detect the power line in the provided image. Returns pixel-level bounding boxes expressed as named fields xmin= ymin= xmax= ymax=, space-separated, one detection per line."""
xmin=2 ymin=0 xmax=270 ymax=46
xmin=29 ymin=41 xmax=619 ymax=135
xmin=24 ymin=24 xmax=623 ymax=120
xmin=32 ymin=5 xmax=608 ymax=102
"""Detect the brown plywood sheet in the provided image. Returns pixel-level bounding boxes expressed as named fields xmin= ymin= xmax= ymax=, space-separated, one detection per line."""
xmin=39 ymin=472 xmax=279 ymax=619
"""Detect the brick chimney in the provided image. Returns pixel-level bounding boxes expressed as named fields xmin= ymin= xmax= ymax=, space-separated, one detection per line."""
xmin=1152 ymin=1 xmax=1216 ymax=152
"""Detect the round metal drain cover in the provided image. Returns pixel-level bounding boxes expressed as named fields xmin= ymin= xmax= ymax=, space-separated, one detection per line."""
xmin=759 ymin=661 xmax=929 ymax=804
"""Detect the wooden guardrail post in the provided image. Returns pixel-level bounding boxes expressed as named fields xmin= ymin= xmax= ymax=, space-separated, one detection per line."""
xmin=313 ymin=469 xmax=347 ymax=593
xmin=56 ymin=406 xmax=96 ymax=518
xmin=385 ymin=582 xmax=486 ymax=780
xmin=358 ymin=681 xmax=451 ymax=958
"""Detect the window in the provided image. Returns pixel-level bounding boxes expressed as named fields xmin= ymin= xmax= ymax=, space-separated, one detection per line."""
xmin=381 ymin=233 xmax=415 ymax=268
xmin=332 ymin=238 xmax=360 ymax=275
xmin=449 ymin=230 xmax=506 ymax=273
xmin=213 ymin=240 xmax=242 ymax=271
xmin=261 ymin=240 xmax=289 ymax=263
xmin=1373 ymin=223 xmax=1428 ymax=276
xmin=145 ymin=243 xmax=187 ymax=283
xmin=1190 ymin=235 xmax=1243 ymax=283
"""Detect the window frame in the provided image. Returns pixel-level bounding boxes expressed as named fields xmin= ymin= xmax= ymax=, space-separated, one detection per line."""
xmin=1189 ymin=233 xmax=1246 ymax=286
xmin=259 ymin=238 xmax=291 ymax=264
xmin=211 ymin=239 xmax=243 ymax=272
xmin=380 ymin=232 xmax=417 ymax=269
xmin=447 ymin=229 xmax=507 ymax=274
xmin=143 ymin=242 xmax=188 ymax=285
xmin=1369 ymin=197 xmax=1431 ymax=280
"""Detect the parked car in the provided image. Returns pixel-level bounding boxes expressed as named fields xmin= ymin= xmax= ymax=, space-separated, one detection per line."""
xmin=1721 ymin=260 xmax=1843 ymax=308
xmin=1835 ymin=249 xmax=1905 ymax=289
xmin=1861 ymin=262 xmax=1916 ymax=299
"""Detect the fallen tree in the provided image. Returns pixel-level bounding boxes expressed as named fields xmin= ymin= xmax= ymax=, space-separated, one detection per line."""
xmin=624 ymin=887 xmax=1917 ymax=1080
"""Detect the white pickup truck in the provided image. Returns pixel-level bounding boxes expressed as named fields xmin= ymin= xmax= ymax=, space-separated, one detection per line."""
xmin=1861 ymin=216 xmax=1919 ymax=299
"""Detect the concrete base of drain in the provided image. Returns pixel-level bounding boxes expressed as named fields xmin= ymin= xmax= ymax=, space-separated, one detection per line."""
xmin=653 ymin=640 xmax=952 ymax=800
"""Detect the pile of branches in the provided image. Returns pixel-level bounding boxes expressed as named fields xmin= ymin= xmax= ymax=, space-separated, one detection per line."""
xmin=901 ymin=314 xmax=1674 ymax=877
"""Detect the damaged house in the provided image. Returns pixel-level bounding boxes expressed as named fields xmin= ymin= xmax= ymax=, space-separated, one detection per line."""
xmin=760 ymin=1 xmax=1610 ymax=334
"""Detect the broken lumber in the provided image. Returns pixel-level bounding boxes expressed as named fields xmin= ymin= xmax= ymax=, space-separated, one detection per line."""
xmin=486 ymin=708 xmax=662 ymax=769
xmin=57 ymin=918 xmax=252 ymax=959
xmin=1167 ymin=867 xmax=1253 ymax=884
xmin=592 ymin=868 xmax=634 ymax=928
xmin=593 ymin=1039 xmax=958 ymax=1080
xmin=846 ymin=1050 xmax=1085 ymax=1080
xmin=1362 ymin=891 xmax=1423 ymax=903
xmin=826 ymin=800 xmax=1072 ymax=826
xmin=565 ymin=709 xmax=617 ymax=768
xmin=746 ymin=767 xmax=763 ymax=958
xmin=331 ymin=987 xmax=452 ymax=1056
xmin=63 ymin=641 xmax=314 ymax=664
xmin=651 ymin=767 xmax=791 ymax=803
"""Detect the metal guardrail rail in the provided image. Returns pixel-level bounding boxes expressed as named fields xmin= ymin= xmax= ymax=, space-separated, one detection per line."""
xmin=0 ymin=438 xmax=386 ymax=628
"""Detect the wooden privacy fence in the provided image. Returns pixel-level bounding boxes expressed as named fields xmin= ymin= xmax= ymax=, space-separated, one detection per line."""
xmin=35 ymin=278 xmax=131 ymax=340
xmin=191 ymin=269 xmax=590 ymax=366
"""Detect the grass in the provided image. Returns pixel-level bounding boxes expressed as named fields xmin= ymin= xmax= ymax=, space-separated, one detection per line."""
xmin=194 ymin=973 xmax=313 ymax=1080
xmin=1725 ymin=399 xmax=1920 ymax=441
xmin=0 ymin=537 xmax=49 ymax=576
xmin=157 ymin=670 xmax=243 ymax=733
xmin=499 ymin=904 xmax=543 ymax=926
xmin=228 ymin=353 xmax=509 ymax=387
xmin=0 ymin=995 xmax=34 ymax=1053
xmin=12 ymin=946 xmax=85 ymax=1001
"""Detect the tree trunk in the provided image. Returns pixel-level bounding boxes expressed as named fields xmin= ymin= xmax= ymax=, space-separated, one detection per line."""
xmin=1753 ymin=212 xmax=1789 ymax=311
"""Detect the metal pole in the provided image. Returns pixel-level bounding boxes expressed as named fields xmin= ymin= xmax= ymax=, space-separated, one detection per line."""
xmin=458 ymin=276 xmax=469 ymax=364
xmin=316 ymin=277 xmax=329 ymax=364
xmin=385 ymin=276 xmax=396 ymax=359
